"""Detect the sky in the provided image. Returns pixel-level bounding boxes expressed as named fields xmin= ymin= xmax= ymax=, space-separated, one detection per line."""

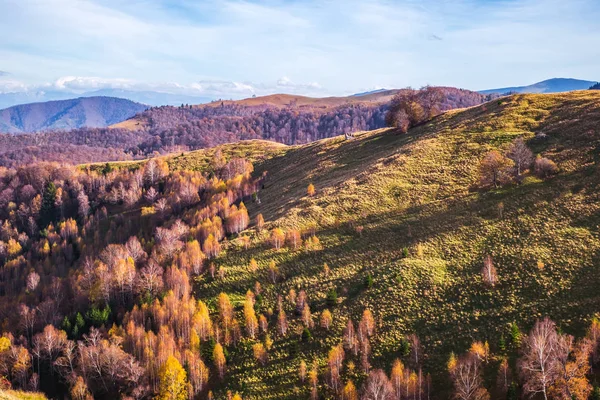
xmin=0 ymin=0 xmax=599 ymax=100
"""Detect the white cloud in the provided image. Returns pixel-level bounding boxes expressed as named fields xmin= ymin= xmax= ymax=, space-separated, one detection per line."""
xmin=0 ymin=0 xmax=599 ymax=94
xmin=0 ymin=74 xmax=326 ymax=102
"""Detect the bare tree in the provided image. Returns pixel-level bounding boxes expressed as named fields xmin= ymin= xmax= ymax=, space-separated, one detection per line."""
xmin=507 ymin=138 xmax=533 ymax=177
xmin=362 ymin=369 xmax=394 ymax=400
xmin=449 ymin=353 xmax=489 ymax=400
xmin=481 ymin=255 xmax=498 ymax=286
xmin=519 ymin=318 xmax=559 ymax=400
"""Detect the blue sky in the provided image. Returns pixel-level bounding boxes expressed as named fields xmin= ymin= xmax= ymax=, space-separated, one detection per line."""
xmin=0 ymin=0 xmax=599 ymax=99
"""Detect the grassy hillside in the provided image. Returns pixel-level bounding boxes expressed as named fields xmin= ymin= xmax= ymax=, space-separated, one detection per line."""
xmin=0 ymin=390 xmax=46 ymax=400
xmin=184 ymin=91 xmax=600 ymax=398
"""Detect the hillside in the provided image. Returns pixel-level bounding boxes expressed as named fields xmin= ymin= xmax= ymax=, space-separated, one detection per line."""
xmin=0 ymin=96 xmax=147 ymax=133
xmin=480 ymin=78 xmax=597 ymax=95
xmin=193 ymin=91 xmax=600 ymax=398
xmin=1 ymin=91 xmax=600 ymax=399
xmin=111 ymin=87 xmax=494 ymax=132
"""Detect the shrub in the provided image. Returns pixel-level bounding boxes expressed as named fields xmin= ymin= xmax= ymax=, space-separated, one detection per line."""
xmin=534 ymin=155 xmax=558 ymax=178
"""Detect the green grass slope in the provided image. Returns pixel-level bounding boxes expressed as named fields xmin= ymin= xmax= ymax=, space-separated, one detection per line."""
xmin=189 ymin=91 xmax=600 ymax=398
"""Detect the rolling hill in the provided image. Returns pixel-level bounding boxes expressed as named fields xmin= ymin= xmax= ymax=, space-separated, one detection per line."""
xmin=0 ymin=96 xmax=147 ymax=133
xmin=479 ymin=77 xmax=597 ymax=95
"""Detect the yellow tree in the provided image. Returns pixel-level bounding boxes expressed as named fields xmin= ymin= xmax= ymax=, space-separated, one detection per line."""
xmin=342 ymin=380 xmax=358 ymax=400
xmin=157 ymin=355 xmax=188 ymax=400
xmin=213 ymin=343 xmax=226 ymax=379
xmin=270 ymin=228 xmax=285 ymax=249
xmin=320 ymin=309 xmax=333 ymax=330
xmin=307 ymin=183 xmax=316 ymax=196
xmin=244 ymin=295 xmax=258 ymax=339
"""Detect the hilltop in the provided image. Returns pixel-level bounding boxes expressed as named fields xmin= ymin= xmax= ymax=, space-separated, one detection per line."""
xmin=0 ymin=96 xmax=147 ymax=134
xmin=480 ymin=78 xmax=597 ymax=95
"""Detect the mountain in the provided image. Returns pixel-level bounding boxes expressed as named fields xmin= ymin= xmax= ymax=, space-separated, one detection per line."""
xmin=479 ymin=77 xmax=597 ymax=94
xmin=2 ymin=91 xmax=600 ymax=399
xmin=80 ymin=89 xmax=213 ymax=107
xmin=0 ymin=90 xmax=77 ymax=110
xmin=351 ymin=88 xmax=388 ymax=96
xmin=0 ymin=89 xmax=212 ymax=109
xmin=0 ymin=96 xmax=148 ymax=133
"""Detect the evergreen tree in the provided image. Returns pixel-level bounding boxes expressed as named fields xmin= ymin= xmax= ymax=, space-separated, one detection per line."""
xmin=39 ymin=181 xmax=58 ymax=228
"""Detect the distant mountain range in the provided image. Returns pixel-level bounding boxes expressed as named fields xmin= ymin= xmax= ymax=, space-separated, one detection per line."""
xmin=0 ymin=96 xmax=147 ymax=134
xmin=480 ymin=78 xmax=597 ymax=94
xmin=0 ymin=90 xmax=212 ymax=109
xmin=351 ymin=88 xmax=389 ymax=97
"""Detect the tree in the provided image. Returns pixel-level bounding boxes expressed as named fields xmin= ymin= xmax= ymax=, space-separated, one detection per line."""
xmin=253 ymin=342 xmax=267 ymax=365
xmin=390 ymin=359 xmax=405 ymax=400
xmin=520 ymin=318 xmax=560 ymax=400
xmin=307 ymin=183 xmax=316 ymax=197
xmin=39 ymin=181 xmax=58 ymax=228
xmin=77 ymin=191 xmax=90 ymax=219
xmin=26 ymin=271 xmax=40 ymax=292
xmin=299 ymin=360 xmax=307 ymax=382
xmin=256 ymin=214 xmax=264 ymax=231
xmin=342 ymin=380 xmax=359 ymax=400
xmin=70 ymin=376 xmax=92 ymax=400
xmin=481 ymin=255 xmax=498 ymax=286
xmin=549 ymin=335 xmax=592 ymax=400
xmin=277 ymin=309 xmax=288 ymax=336
xmin=213 ymin=343 xmax=226 ymax=379
xmin=362 ymin=369 xmax=393 ymax=400
xmin=244 ymin=294 xmax=258 ymax=339
xmin=203 ymin=234 xmax=220 ymax=258
xmin=496 ymin=358 xmax=512 ymax=397
xmin=385 ymin=87 xmax=444 ymax=133
xmin=268 ymin=260 xmax=279 ymax=283
xmin=507 ymin=138 xmax=533 ymax=177
xmin=286 ymin=229 xmax=302 ymax=250
xmin=249 ymin=258 xmax=258 ymax=273
xmin=534 ymin=155 xmax=558 ymax=178
xmin=479 ymin=151 xmax=514 ymax=188
xmin=157 ymin=355 xmax=188 ymax=400
xmin=449 ymin=352 xmax=489 ymax=400
xmin=270 ymin=228 xmax=285 ymax=249
xmin=320 ymin=309 xmax=333 ymax=330
xmin=327 ymin=344 xmax=345 ymax=392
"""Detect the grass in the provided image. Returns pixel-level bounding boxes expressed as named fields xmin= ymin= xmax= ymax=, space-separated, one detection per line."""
xmin=100 ymin=90 xmax=600 ymax=399
xmin=0 ymin=390 xmax=46 ymax=400
xmin=84 ymin=139 xmax=286 ymax=174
